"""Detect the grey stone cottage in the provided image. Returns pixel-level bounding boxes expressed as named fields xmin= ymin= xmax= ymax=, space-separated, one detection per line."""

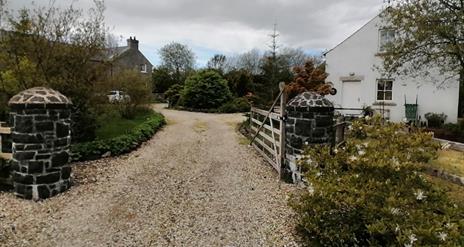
xmin=102 ymin=37 xmax=153 ymax=79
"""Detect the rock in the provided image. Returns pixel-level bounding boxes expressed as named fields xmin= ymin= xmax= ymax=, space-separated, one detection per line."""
xmin=102 ymin=151 xmax=112 ymax=158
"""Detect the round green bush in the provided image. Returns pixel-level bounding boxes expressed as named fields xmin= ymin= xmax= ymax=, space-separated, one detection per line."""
xmin=219 ymin=97 xmax=251 ymax=113
xmin=181 ymin=70 xmax=232 ymax=109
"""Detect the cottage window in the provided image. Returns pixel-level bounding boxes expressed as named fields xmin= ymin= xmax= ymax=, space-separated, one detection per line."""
xmin=377 ymin=79 xmax=393 ymax=101
xmin=140 ymin=64 xmax=147 ymax=73
xmin=379 ymin=29 xmax=395 ymax=52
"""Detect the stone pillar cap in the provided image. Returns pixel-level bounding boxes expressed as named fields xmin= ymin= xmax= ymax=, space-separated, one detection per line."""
xmin=287 ymin=91 xmax=333 ymax=108
xmin=8 ymin=87 xmax=72 ymax=106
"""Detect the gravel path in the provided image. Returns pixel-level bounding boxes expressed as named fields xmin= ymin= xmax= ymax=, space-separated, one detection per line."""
xmin=0 ymin=104 xmax=299 ymax=247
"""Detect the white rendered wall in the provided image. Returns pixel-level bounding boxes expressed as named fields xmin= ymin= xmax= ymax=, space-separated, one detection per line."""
xmin=325 ymin=15 xmax=459 ymax=123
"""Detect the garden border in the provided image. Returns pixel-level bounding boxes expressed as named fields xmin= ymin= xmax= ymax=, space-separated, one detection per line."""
xmin=71 ymin=112 xmax=165 ymax=162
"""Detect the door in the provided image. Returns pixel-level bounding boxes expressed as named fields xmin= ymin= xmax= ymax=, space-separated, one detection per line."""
xmin=342 ymin=81 xmax=362 ymax=115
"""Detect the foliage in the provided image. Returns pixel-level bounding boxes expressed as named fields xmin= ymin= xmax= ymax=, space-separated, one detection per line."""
xmin=159 ymin=42 xmax=195 ymax=84
xmin=152 ymin=66 xmax=176 ymax=94
xmin=425 ymin=112 xmax=447 ymax=128
xmin=285 ymin=60 xmax=331 ymax=100
xmin=218 ymin=97 xmax=250 ymax=113
xmin=225 ymin=69 xmax=254 ymax=97
xmin=95 ymin=105 xmax=154 ymax=140
xmin=0 ymin=1 xmax=108 ymax=141
xmin=110 ymin=69 xmax=152 ymax=119
xmin=443 ymin=120 xmax=464 ymax=136
xmin=382 ymin=1 xmax=463 ymax=94
xmin=71 ymin=111 xmax=165 ymax=162
xmin=291 ymin=115 xmax=464 ymax=246
xmin=165 ymin=84 xmax=183 ymax=108
xmin=181 ymin=70 xmax=232 ymax=109
xmin=258 ymin=54 xmax=294 ymax=102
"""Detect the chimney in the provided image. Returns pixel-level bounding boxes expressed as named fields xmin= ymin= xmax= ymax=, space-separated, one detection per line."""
xmin=127 ymin=36 xmax=139 ymax=50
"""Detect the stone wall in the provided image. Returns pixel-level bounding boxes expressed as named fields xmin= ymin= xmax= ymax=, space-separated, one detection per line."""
xmin=8 ymin=87 xmax=72 ymax=200
xmin=284 ymin=92 xmax=334 ymax=183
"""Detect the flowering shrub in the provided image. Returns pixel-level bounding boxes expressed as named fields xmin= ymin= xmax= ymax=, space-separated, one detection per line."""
xmin=290 ymin=116 xmax=464 ymax=246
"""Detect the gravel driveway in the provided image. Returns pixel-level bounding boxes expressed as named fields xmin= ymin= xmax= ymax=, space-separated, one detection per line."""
xmin=0 ymin=104 xmax=299 ymax=247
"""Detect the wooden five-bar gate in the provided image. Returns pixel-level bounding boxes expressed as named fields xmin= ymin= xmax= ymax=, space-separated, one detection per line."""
xmin=0 ymin=121 xmax=12 ymax=160
xmin=249 ymin=83 xmax=286 ymax=176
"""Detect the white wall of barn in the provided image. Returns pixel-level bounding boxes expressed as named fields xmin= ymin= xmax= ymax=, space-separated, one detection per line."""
xmin=325 ymin=15 xmax=460 ymax=123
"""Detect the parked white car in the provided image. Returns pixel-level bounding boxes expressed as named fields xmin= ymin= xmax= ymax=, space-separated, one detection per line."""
xmin=107 ymin=90 xmax=130 ymax=103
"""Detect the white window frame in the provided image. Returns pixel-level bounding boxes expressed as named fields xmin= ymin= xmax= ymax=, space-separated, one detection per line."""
xmin=140 ymin=64 xmax=147 ymax=73
xmin=379 ymin=29 xmax=395 ymax=53
xmin=376 ymin=79 xmax=393 ymax=101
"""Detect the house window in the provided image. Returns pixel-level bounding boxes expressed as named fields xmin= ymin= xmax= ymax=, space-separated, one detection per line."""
xmin=140 ymin=64 xmax=147 ymax=73
xmin=379 ymin=29 xmax=395 ymax=52
xmin=377 ymin=79 xmax=393 ymax=101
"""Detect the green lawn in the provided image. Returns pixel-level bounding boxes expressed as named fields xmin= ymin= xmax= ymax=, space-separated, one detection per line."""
xmin=95 ymin=107 xmax=154 ymax=140
xmin=429 ymin=149 xmax=464 ymax=177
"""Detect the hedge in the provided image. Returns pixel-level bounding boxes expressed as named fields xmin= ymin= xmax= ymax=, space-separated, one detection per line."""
xmin=71 ymin=113 xmax=165 ymax=162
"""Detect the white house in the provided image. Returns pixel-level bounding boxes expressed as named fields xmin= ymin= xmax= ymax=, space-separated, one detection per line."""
xmin=325 ymin=13 xmax=460 ymax=123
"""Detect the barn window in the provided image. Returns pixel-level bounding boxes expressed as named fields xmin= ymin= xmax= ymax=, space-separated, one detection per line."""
xmin=377 ymin=79 xmax=393 ymax=101
xmin=379 ymin=29 xmax=395 ymax=52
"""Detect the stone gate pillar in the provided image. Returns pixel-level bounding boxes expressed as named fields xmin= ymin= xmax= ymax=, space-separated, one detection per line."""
xmin=284 ymin=92 xmax=334 ymax=183
xmin=8 ymin=87 xmax=73 ymax=200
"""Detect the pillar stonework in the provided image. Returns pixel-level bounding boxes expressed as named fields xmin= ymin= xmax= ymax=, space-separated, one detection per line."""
xmin=8 ymin=87 xmax=72 ymax=200
xmin=284 ymin=92 xmax=334 ymax=183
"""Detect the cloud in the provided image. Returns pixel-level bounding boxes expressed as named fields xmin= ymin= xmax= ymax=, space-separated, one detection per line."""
xmin=6 ymin=0 xmax=384 ymax=66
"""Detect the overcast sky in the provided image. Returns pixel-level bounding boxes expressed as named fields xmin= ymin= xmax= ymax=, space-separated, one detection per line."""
xmin=8 ymin=0 xmax=384 ymax=67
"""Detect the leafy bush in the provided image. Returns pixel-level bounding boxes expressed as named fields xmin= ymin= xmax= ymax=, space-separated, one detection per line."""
xmin=109 ymin=69 xmax=152 ymax=119
xmin=443 ymin=120 xmax=464 ymax=135
xmin=165 ymin=84 xmax=183 ymax=108
xmin=425 ymin=112 xmax=447 ymax=128
xmin=225 ymin=69 xmax=253 ymax=97
xmin=181 ymin=70 xmax=232 ymax=109
xmin=290 ymin=115 xmax=464 ymax=246
xmin=218 ymin=97 xmax=251 ymax=113
xmin=71 ymin=112 xmax=165 ymax=161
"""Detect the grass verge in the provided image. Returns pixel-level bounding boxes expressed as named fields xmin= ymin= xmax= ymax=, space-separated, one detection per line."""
xmin=429 ymin=149 xmax=464 ymax=177
xmin=426 ymin=175 xmax=464 ymax=206
xmin=71 ymin=109 xmax=165 ymax=162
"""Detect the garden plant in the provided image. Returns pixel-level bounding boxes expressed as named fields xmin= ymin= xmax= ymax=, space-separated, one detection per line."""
xmin=291 ymin=115 xmax=464 ymax=246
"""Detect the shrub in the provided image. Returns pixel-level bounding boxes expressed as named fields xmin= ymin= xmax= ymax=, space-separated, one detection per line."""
xmin=71 ymin=112 xmax=165 ymax=161
xmin=110 ymin=69 xmax=152 ymax=119
xmin=165 ymin=84 xmax=183 ymax=108
xmin=218 ymin=97 xmax=251 ymax=113
xmin=181 ymin=70 xmax=232 ymax=109
xmin=225 ymin=69 xmax=253 ymax=97
xmin=290 ymin=116 xmax=464 ymax=246
xmin=425 ymin=112 xmax=447 ymax=128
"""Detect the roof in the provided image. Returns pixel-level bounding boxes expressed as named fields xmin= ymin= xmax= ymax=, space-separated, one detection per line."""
xmin=102 ymin=46 xmax=130 ymax=60
xmin=9 ymin=87 xmax=72 ymax=105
